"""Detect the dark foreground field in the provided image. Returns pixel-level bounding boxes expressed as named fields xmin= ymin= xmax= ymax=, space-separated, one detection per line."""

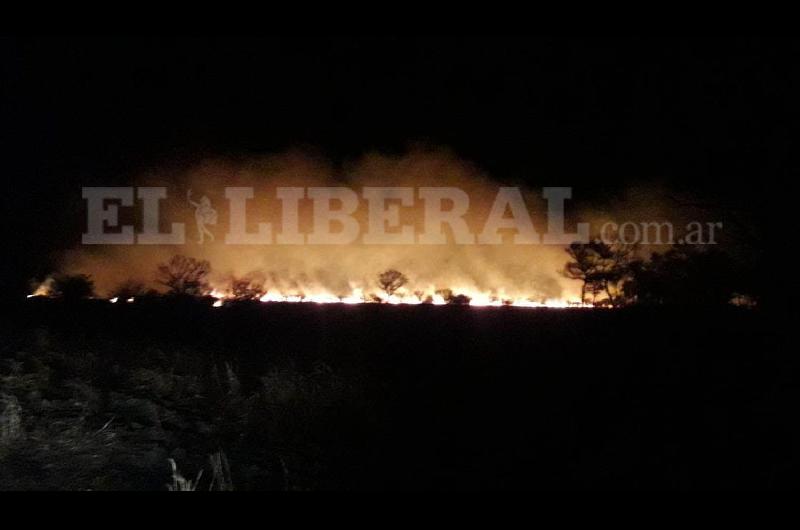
xmin=0 ymin=299 xmax=795 ymax=490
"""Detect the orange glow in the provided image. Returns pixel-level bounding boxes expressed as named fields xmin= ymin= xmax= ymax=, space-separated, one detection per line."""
xmin=209 ymin=286 xmax=596 ymax=308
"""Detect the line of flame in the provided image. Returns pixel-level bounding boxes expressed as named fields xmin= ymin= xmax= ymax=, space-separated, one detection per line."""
xmin=27 ymin=285 xmax=595 ymax=309
xmin=207 ymin=288 xmax=594 ymax=309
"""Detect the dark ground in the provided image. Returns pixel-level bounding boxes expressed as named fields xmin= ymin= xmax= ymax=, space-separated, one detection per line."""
xmin=0 ymin=299 xmax=795 ymax=490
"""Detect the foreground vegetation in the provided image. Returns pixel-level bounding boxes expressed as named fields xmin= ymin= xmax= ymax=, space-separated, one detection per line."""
xmin=0 ymin=300 xmax=792 ymax=490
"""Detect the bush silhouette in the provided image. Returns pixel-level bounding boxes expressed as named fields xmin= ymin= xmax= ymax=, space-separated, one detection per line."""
xmin=156 ymin=256 xmax=211 ymax=296
xmin=110 ymin=280 xmax=150 ymax=300
xmin=51 ymin=274 xmax=95 ymax=301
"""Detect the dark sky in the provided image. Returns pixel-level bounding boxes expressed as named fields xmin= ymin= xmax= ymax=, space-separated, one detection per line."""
xmin=1 ymin=34 xmax=796 ymax=296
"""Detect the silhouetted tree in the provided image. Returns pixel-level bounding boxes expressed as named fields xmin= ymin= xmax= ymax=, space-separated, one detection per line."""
xmin=378 ymin=269 xmax=408 ymax=298
xmin=563 ymin=240 xmax=635 ymax=306
xmin=156 ymin=256 xmax=211 ymax=296
xmin=51 ymin=274 xmax=95 ymax=301
xmin=563 ymin=243 xmax=595 ymax=304
xmin=229 ymin=274 xmax=266 ymax=301
xmin=626 ymin=245 xmax=737 ymax=306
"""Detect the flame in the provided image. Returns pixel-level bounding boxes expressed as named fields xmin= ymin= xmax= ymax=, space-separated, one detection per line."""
xmin=430 ymin=294 xmax=447 ymax=305
xmin=27 ymin=277 xmax=595 ymax=308
xmin=341 ymin=288 xmax=365 ymax=305
xmin=27 ymin=278 xmax=56 ymax=298
xmin=219 ymin=286 xmax=593 ymax=308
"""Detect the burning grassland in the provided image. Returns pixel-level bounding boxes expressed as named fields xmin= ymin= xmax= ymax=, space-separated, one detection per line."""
xmin=26 ymin=150 xmax=752 ymax=310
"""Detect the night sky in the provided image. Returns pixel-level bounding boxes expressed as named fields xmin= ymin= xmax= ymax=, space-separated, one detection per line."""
xmin=1 ymin=35 xmax=795 ymax=299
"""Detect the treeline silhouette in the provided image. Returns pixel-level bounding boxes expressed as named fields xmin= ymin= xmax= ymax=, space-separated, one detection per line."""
xmin=562 ymin=240 xmax=752 ymax=307
xmin=39 ymin=244 xmax=756 ymax=308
